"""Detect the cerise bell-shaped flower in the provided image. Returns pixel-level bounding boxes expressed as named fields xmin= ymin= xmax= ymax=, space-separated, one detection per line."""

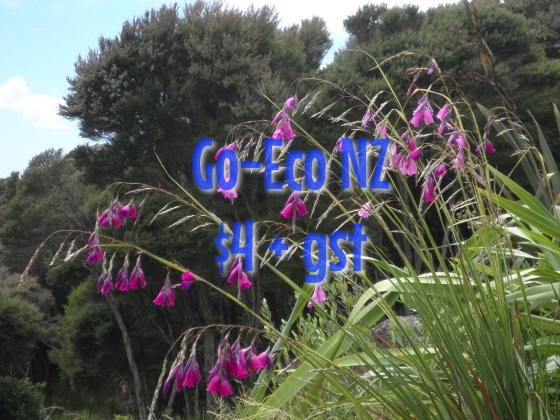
xmin=216 ymin=156 xmax=239 ymax=201
xmin=206 ymin=339 xmax=234 ymax=398
xmin=307 ymin=283 xmax=327 ymax=308
xmin=153 ymin=273 xmax=175 ymax=307
xmin=280 ymin=191 xmax=308 ymax=220
xmin=227 ymin=256 xmax=251 ymax=289
xmin=272 ymin=113 xmax=296 ymax=142
xmin=162 ymin=361 xmax=181 ymax=397
xmin=180 ymin=269 xmax=196 ymax=291
xmin=421 ymin=176 xmax=437 ymax=204
xmin=98 ymin=199 xmax=137 ymax=229
xmin=85 ymin=231 xmax=103 ymax=265
xmin=410 ymin=95 xmax=434 ymax=128
xmin=226 ymin=341 xmax=250 ymax=380
xmin=182 ymin=355 xmax=202 ymax=388
xmin=129 ymin=255 xmax=147 ymax=290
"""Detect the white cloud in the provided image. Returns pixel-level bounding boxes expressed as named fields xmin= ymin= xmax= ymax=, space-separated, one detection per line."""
xmin=0 ymin=77 xmax=67 ymax=129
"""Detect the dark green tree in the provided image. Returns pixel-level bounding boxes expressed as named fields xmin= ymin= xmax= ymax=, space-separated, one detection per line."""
xmin=0 ymin=377 xmax=44 ymax=420
xmin=0 ymin=149 xmax=92 ymax=277
xmin=60 ymin=2 xmax=332 ymax=185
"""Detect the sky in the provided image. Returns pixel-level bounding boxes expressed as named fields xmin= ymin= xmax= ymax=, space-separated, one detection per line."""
xmin=0 ymin=0 xmax=459 ymax=178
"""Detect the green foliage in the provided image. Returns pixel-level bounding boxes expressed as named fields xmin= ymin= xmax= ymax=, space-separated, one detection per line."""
xmin=502 ymin=0 xmax=560 ymax=58
xmin=1 ymin=0 xmax=558 ymax=417
xmin=49 ymin=281 xmax=123 ymax=404
xmin=60 ymin=1 xmax=332 ymax=184
xmin=238 ymin=54 xmax=560 ymax=418
xmin=324 ymin=2 xmax=560 ymax=155
xmin=0 ymin=275 xmax=57 ymax=378
xmin=0 ymin=376 xmax=44 ymax=420
xmin=0 ymin=149 xmax=91 ymax=276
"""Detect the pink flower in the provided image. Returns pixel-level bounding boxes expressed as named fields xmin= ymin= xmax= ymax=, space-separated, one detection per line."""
xmin=434 ymin=164 xmax=447 ymax=177
xmin=227 ymin=256 xmax=252 ymax=289
xmin=100 ymin=273 xmax=114 ymax=296
xmin=447 ymin=132 xmax=468 ymax=149
xmin=427 ymin=58 xmax=438 ymax=76
xmin=217 ymin=186 xmax=238 ymax=201
xmin=215 ymin=143 xmax=236 ymax=160
xmin=280 ymin=192 xmax=308 ymax=220
xmin=410 ymin=95 xmax=434 ymax=128
xmin=407 ymin=138 xmax=422 ymax=161
xmin=438 ymin=121 xmax=454 ymax=136
xmin=206 ymin=374 xmax=233 ymax=398
xmin=284 ymin=96 xmax=297 ymax=110
xmin=240 ymin=344 xmax=270 ymax=373
xmin=86 ymin=246 xmax=103 ymax=265
xmin=98 ymin=209 xmax=122 ymax=229
xmin=436 ymin=105 xmax=450 ymax=122
xmin=358 ymin=202 xmax=372 ymax=219
xmin=153 ymin=274 xmax=175 ymax=307
xmin=118 ymin=201 xmax=137 ymax=220
xmin=374 ymin=120 xmax=387 ymax=138
xmin=307 ymin=283 xmax=327 ymax=308
xmin=114 ymin=266 xmax=130 ymax=292
xmin=204 ymin=339 xmax=235 ymax=397
xmin=272 ymin=113 xmax=296 ymax=142
xmin=453 ymin=148 xmax=465 ymax=170
xmin=226 ymin=342 xmax=250 ymax=380
xmin=336 ymin=137 xmax=343 ymax=153
xmin=163 ymin=362 xmax=181 ymax=397
xmin=254 ymin=349 xmax=271 ymax=371
xmin=390 ymin=138 xmax=421 ymax=177
xmin=98 ymin=199 xmax=125 ymax=229
xmin=86 ymin=232 xmax=104 ymax=265
xmin=182 ymin=357 xmax=202 ymax=388
xmin=217 ymin=166 xmax=238 ymax=201
xmin=129 ymin=256 xmax=147 ymax=289
xmin=180 ymin=269 xmax=196 ymax=291
xmin=86 ymin=232 xmax=104 ymax=264
xmin=475 ymin=139 xmax=496 ymax=155
xmin=421 ymin=177 xmax=436 ymax=203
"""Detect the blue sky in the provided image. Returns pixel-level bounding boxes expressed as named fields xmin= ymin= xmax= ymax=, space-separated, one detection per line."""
xmin=0 ymin=0 xmax=456 ymax=178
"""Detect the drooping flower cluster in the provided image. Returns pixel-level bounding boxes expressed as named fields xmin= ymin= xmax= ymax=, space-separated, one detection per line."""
xmin=98 ymin=199 xmax=137 ymax=229
xmin=95 ymin=253 xmax=148 ymax=296
xmin=206 ymin=338 xmax=271 ymax=398
xmin=367 ymin=63 xmax=498 ymax=209
xmin=389 ymin=134 xmax=422 ymax=177
xmin=162 ymin=337 xmax=272 ymax=399
xmin=163 ymin=350 xmax=202 ymax=397
xmin=410 ymin=95 xmax=434 ymax=128
xmin=271 ymin=95 xmax=297 ymax=142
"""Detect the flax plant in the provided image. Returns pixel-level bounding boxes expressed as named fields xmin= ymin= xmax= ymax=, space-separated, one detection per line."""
xmin=237 ymin=56 xmax=560 ymax=419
